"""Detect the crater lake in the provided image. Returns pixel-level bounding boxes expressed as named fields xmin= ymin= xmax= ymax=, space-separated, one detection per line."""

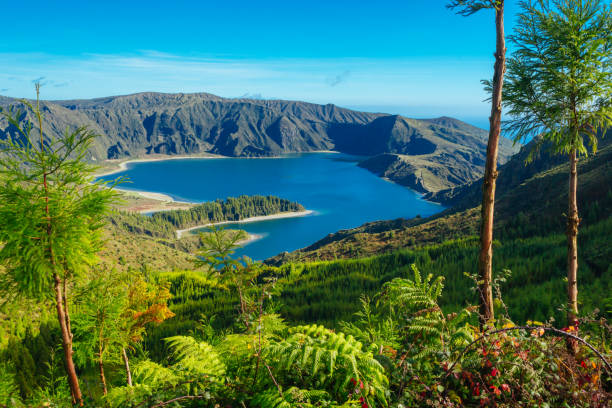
xmin=99 ymin=153 xmax=443 ymax=260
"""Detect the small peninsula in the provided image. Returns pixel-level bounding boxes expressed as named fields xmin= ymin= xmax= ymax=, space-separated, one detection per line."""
xmin=109 ymin=195 xmax=309 ymax=241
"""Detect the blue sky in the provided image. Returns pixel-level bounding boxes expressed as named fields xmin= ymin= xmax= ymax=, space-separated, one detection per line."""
xmin=0 ymin=0 xmax=522 ymax=127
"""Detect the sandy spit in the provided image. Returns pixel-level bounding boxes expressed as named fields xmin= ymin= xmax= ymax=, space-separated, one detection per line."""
xmin=176 ymin=210 xmax=314 ymax=239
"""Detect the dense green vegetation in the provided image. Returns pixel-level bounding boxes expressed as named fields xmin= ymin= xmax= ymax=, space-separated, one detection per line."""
xmin=108 ymin=211 xmax=177 ymax=239
xmin=4 ymin=225 xmax=609 ymax=407
xmin=108 ymin=195 xmax=304 ymax=239
xmin=1 ymin=1 xmax=611 ymax=407
xmin=142 ymin=216 xmax=611 ymax=358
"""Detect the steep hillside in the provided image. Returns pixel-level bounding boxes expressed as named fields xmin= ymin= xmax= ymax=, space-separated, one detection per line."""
xmin=268 ymin=137 xmax=612 ymax=264
xmin=0 ymin=92 xmax=517 ymax=193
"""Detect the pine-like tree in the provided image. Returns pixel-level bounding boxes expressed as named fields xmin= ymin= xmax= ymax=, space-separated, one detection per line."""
xmin=0 ymin=86 xmax=118 ymax=405
xmin=503 ymin=0 xmax=611 ymax=352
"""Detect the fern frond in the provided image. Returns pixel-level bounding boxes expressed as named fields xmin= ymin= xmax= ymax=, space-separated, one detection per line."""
xmin=164 ymin=336 xmax=226 ymax=380
xmin=132 ymin=360 xmax=179 ymax=388
xmin=266 ymin=324 xmax=388 ymax=406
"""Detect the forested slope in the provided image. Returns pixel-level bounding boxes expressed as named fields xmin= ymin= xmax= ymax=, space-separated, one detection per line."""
xmin=144 ymin=216 xmax=611 ymax=360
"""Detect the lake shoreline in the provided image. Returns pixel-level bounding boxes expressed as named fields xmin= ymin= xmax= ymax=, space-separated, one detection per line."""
xmin=95 ymin=151 xmax=341 ymax=178
xmin=95 ymin=153 xmax=226 ymax=178
xmin=176 ymin=210 xmax=315 ymax=239
xmin=113 ymin=188 xmax=197 ymax=213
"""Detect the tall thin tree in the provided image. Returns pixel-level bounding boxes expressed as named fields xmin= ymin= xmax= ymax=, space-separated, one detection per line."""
xmin=0 ymin=86 xmax=118 ymax=405
xmin=448 ymin=0 xmax=506 ymax=326
xmin=502 ymin=0 xmax=611 ymax=352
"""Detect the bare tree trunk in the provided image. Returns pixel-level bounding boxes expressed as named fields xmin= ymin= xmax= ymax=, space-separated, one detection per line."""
xmin=63 ymin=277 xmax=73 ymax=338
xmin=54 ymin=274 xmax=83 ymax=406
xmin=477 ymin=0 xmax=506 ymax=328
xmin=122 ymin=347 xmax=133 ymax=386
xmin=98 ymin=329 xmax=108 ymax=396
xmin=98 ymin=357 xmax=108 ymax=396
xmin=566 ymin=148 xmax=580 ymax=354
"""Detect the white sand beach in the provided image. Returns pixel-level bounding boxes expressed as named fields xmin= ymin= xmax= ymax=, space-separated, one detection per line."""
xmin=175 ymin=210 xmax=314 ymax=239
xmin=117 ymin=188 xmax=176 ymax=202
xmin=113 ymin=187 xmax=196 ymax=213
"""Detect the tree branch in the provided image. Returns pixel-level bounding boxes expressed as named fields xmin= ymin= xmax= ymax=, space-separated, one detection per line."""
xmin=149 ymin=394 xmax=207 ymax=408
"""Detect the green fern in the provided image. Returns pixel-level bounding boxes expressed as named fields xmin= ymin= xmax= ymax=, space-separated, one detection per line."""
xmin=339 ymin=295 xmax=401 ymax=351
xmin=252 ymin=387 xmax=358 ymax=408
xmin=267 ymin=325 xmax=389 ymax=406
xmin=105 ymin=384 xmax=154 ymax=408
xmin=382 ymin=264 xmax=474 ymax=359
xmin=164 ymin=335 xmax=226 ymax=381
xmin=0 ymin=363 xmax=20 ymax=407
xmin=105 ymin=361 xmax=180 ymax=407
xmin=133 ymin=360 xmax=179 ymax=388
xmin=105 ymin=338 xmax=225 ymax=407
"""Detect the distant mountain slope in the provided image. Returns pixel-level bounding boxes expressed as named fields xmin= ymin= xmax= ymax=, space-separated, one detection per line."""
xmin=356 ymin=116 xmax=518 ymax=192
xmin=0 ymin=92 xmax=517 ymax=194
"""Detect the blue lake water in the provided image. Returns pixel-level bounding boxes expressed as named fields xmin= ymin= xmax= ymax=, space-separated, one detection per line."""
xmin=99 ymin=153 xmax=443 ymax=260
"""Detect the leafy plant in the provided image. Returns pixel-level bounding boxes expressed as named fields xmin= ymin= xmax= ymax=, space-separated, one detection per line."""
xmin=267 ymin=324 xmax=389 ymax=407
xmin=105 ymin=337 xmax=225 ymax=407
xmin=0 ymin=362 xmax=20 ymax=407
xmin=340 ymin=295 xmax=401 ymax=352
xmin=252 ymin=387 xmax=358 ymax=408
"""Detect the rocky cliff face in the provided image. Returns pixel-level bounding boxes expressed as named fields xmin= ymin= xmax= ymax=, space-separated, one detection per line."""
xmin=0 ymin=92 xmax=518 ymax=193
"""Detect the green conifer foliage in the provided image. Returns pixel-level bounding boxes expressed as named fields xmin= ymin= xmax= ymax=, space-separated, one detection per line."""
xmin=0 ymin=87 xmax=118 ymax=405
xmin=502 ymin=0 xmax=611 ymax=348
